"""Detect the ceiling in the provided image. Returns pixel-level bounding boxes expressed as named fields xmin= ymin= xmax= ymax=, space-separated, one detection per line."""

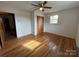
xmin=0 ymin=1 xmax=79 ymax=13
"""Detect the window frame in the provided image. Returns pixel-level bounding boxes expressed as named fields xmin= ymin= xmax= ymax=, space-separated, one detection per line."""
xmin=50 ymin=15 xmax=59 ymax=24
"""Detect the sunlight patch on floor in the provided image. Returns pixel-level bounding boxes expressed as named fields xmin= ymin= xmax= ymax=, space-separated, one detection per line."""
xmin=22 ymin=40 xmax=41 ymax=50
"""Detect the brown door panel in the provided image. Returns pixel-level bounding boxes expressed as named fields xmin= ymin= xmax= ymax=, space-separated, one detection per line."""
xmin=37 ymin=16 xmax=44 ymax=35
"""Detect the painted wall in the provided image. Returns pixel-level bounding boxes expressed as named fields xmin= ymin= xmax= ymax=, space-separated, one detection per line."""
xmin=15 ymin=12 xmax=31 ymax=38
xmin=76 ymin=24 xmax=79 ymax=47
xmin=76 ymin=13 xmax=79 ymax=48
xmin=0 ymin=6 xmax=31 ymax=38
xmin=31 ymin=12 xmax=35 ymax=35
xmin=44 ymin=8 xmax=79 ymax=39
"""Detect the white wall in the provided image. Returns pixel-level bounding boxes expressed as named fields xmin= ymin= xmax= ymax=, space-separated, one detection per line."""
xmin=31 ymin=12 xmax=35 ymax=35
xmin=0 ymin=6 xmax=31 ymax=38
xmin=45 ymin=8 xmax=79 ymax=39
xmin=76 ymin=14 xmax=79 ymax=47
xmin=15 ymin=12 xmax=31 ymax=38
xmin=76 ymin=24 xmax=79 ymax=47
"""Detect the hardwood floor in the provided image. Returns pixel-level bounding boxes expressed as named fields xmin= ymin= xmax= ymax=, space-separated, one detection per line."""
xmin=0 ymin=32 xmax=77 ymax=57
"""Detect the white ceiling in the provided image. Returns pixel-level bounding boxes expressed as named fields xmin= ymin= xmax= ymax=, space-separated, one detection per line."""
xmin=0 ymin=1 xmax=79 ymax=13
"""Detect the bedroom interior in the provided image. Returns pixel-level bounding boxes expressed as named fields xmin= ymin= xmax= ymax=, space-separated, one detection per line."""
xmin=0 ymin=1 xmax=79 ymax=57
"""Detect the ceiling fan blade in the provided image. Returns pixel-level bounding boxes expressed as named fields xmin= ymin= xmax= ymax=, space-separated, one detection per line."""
xmin=43 ymin=1 xmax=47 ymax=6
xmin=32 ymin=8 xmax=39 ymax=11
xmin=32 ymin=4 xmax=40 ymax=7
xmin=44 ymin=7 xmax=52 ymax=9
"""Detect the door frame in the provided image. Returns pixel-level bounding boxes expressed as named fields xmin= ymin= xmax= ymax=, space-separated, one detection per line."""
xmin=34 ymin=15 xmax=45 ymax=35
xmin=0 ymin=12 xmax=17 ymax=37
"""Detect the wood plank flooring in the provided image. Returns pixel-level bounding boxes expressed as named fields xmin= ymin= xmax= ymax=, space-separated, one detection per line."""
xmin=0 ymin=32 xmax=77 ymax=57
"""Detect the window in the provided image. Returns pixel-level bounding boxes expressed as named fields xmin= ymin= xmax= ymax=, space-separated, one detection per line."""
xmin=50 ymin=15 xmax=59 ymax=24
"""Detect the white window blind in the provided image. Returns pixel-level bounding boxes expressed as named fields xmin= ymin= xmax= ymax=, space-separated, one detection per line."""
xmin=50 ymin=15 xmax=59 ymax=24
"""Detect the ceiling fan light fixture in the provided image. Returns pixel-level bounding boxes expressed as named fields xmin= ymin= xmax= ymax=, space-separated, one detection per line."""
xmin=39 ymin=7 xmax=43 ymax=11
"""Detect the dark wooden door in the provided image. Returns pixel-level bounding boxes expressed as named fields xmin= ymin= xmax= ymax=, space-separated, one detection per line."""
xmin=2 ymin=14 xmax=17 ymax=37
xmin=37 ymin=16 xmax=44 ymax=35
xmin=0 ymin=18 xmax=5 ymax=48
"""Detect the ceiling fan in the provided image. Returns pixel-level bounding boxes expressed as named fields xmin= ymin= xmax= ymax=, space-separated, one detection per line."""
xmin=32 ymin=1 xmax=52 ymax=12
